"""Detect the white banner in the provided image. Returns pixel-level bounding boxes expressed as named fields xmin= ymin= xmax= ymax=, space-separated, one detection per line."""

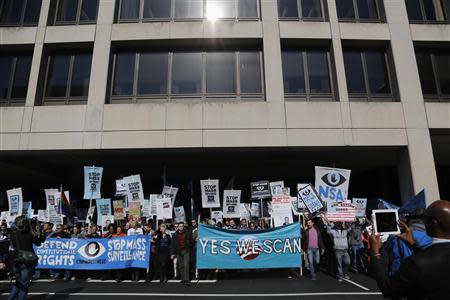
xmin=7 ymin=188 xmax=23 ymax=218
xmin=156 ymin=197 xmax=173 ymax=220
xmin=149 ymin=194 xmax=163 ymax=217
xmin=211 ymin=210 xmax=223 ymax=224
xmin=315 ymin=166 xmax=351 ymax=203
xmin=250 ymin=202 xmax=260 ymax=218
xmin=115 ymin=179 xmax=127 ymax=196
xmin=83 ymin=166 xmax=103 ymax=199
xmin=161 ymin=186 xmax=178 ymax=208
xmin=271 ymin=195 xmax=293 ymax=227
xmin=298 ymin=184 xmax=324 ymax=214
xmin=123 ymin=175 xmax=144 ymax=204
xmin=239 ymin=203 xmax=251 ymax=220
xmin=326 ymin=201 xmax=356 ymax=222
xmin=200 ymin=179 xmax=220 ymax=208
xmin=222 ymin=190 xmax=241 ymax=218
xmin=352 ymin=198 xmax=368 ymax=217
xmin=270 ymin=181 xmax=284 ymax=196
xmin=174 ymin=206 xmax=186 ymax=223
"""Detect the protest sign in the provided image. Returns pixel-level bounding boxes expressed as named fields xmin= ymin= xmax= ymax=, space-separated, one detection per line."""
xmin=156 ymin=197 xmax=172 ymax=220
xmin=250 ymin=181 xmax=271 ymax=199
xmin=271 ymin=195 xmax=293 ymax=227
xmin=123 ymin=175 xmax=144 ymax=204
xmin=197 ymin=223 xmax=302 ymax=269
xmin=101 ymin=215 xmax=115 ymax=233
xmin=379 ymin=199 xmax=400 ymax=210
xmin=270 ymin=181 xmax=284 ymax=196
xmin=239 ymin=203 xmax=251 ymax=220
xmin=250 ymin=202 xmax=260 ymax=218
xmin=200 ymin=179 xmax=220 ymax=208
xmin=0 ymin=211 xmax=8 ymax=222
xmin=297 ymin=184 xmax=324 ymax=214
xmin=113 ymin=200 xmax=125 ymax=221
xmin=37 ymin=210 xmax=48 ymax=223
xmin=290 ymin=197 xmax=300 ymax=216
xmin=7 ymin=188 xmax=23 ymax=218
xmin=83 ymin=166 xmax=103 ymax=199
xmin=142 ymin=199 xmax=150 ymax=218
xmin=115 ymin=179 xmax=127 ymax=196
xmin=399 ymin=189 xmax=426 ymax=214
xmin=296 ymin=184 xmax=308 ymax=210
xmin=223 ymin=190 xmax=241 ymax=218
xmin=35 ymin=235 xmax=150 ymax=270
xmin=211 ymin=211 xmax=223 ymax=224
xmin=174 ymin=206 xmax=186 ymax=223
xmin=315 ymin=167 xmax=351 ymax=203
xmin=128 ymin=201 xmax=141 ymax=221
xmin=22 ymin=202 xmax=32 ymax=218
xmin=326 ymin=201 xmax=356 ymax=222
xmin=86 ymin=206 xmax=95 ymax=225
xmin=96 ymin=199 xmax=111 ymax=226
xmin=161 ymin=186 xmax=178 ymax=208
xmin=352 ymin=198 xmax=367 ymax=217
xmin=149 ymin=194 xmax=163 ymax=217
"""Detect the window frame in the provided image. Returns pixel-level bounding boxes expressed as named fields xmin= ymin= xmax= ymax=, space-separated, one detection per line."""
xmin=278 ymin=0 xmax=326 ymax=22
xmin=282 ymin=48 xmax=336 ymax=101
xmin=52 ymin=0 xmax=99 ymax=26
xmin=42 ymin=51 xmax=92 ymax=105
xmin=0 ymin=54 xmax=32 ymax=106
xmin=337 ymin=0 xmax=384 ymax=23
xmin=406 ymin=0 xmax=450 ymax=24
xmin=116 ymin=0 xmax=261 ymax=23
xmin=344 ymin=48 xmax=395 ymax=102
xmin=109 ymin=50 xmax=265 ymax=103
xmin=0 ymin=0 xmax=42 ymax=27
xmin=416 ymin=49 xmax=450 ymax=102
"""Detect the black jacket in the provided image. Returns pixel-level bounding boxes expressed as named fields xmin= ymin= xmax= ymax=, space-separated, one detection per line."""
xmin=372 ymin=242 xmax=450 ymax=299
xmin=170 ymin=230 xmax=193 ymax=255
xmin=302 ymin=226 xmax=325 ymax=250
xmin=10 ymin=229 xmax=45 ymax=265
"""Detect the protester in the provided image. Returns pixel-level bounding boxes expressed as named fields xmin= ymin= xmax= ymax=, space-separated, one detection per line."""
xmin=170 ymin=222 xmax=193 ymax=286
xmin=0 ymin=224 xmax=10 ymax=279
xmin=103 ymin=224 xmax=115 ymax=238
xmin=154 ymin=223 xmax=171 ymax=283
xmin=87 ymin=225 xmax=101 ymax=238
xmin=303 ymin=219 xmax=325 ymax=280
xmin=369 ymin=200 xmax=450 ymax=299
xmin=349 ymin=219 xmax=364 ymax=273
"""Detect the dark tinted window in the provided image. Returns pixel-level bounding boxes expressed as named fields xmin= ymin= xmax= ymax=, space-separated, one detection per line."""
xmin=80 ymin=0 xmax=99 ymax=21
xmin=174 ymin=0 xmax=203 ymax=19
xmin=366 ymin=50 xmax=390 ymax=94
xmin=0 ymin=0 xmax=24 ymax=24
xmin=239 ymin=0 xmax=258 ymax=18
xmin=435 ymin=53 xmax=450 ymax=94
xmin=302 ymin=0 xmax=322 ymax=18
xmin=357 ymin=0 xmax=378 ymax=19
xmin=172 ymin=52 xmax=202 ymax=94
xmin=406 ymin=0 xmax=449 ymax=22
xmin=24 ymin=0 xmax=43 ymax=24
xmin=343 ymin=51 xmax=365 ymax=93
xmin=307 ymin=50 xmax=330 ymax=93
xmin=337 ymin=0 xmax=355 ymax=19
xmin=416 ymin=52 xmax=437 ymax=94
xmin=0 ymin=55 xmax=13 ymax=99
xmin=46 ymin=54 xmax=70 ymax=98
xmin=57 ymin=0 xmax=78 ymax=22
xmin=70 ymin=53 xmax=92 ymax=97
xmin=240 ymin=52 xmax=262 ymax=94
xmin=143 ymin=0 xmax=171 ymax=19
xmin=282 ymin=51 xmax=305 ymax=93
xmin=206 ymin=52 xmax=236 ymax=94
xmin=11 ymin=55 xmax=32 ymax=98
xmin=406 ymin=0 xmax=423 ymax=20
xmin=137 ymin=52 xmax=168 ymax=95
xmin=113 ymin=52 xmax=135 ymax=96
xmin=278 ymin=0 xmax=299 ymax=18
xmin=120 ymin=0 xmax=140 ymax=20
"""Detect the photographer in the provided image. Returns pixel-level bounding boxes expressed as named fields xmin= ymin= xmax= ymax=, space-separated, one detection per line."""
xmin=9 ymin=216 xmax=45 ymax=300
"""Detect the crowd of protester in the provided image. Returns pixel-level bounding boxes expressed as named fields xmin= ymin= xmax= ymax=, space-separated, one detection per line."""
xmin=0 ymin=206 xmax=444 ymax=290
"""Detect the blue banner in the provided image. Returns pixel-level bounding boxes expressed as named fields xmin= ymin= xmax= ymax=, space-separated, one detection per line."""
xmin=399 ymin=189 xmax=426 ymax=214
xmin=35 ymin=236 xmax=150 ymax=270
xmin=197 ymin=223 xmax=302 ymax=269
xmin=84 ymin=166 xmax=103 ymax=199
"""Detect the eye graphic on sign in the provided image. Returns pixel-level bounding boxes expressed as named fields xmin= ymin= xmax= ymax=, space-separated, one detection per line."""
xmin=302 ymin=189 xmax=311 ymax=196
xmin=256 ymin=186 xmax=264 ymax=191
xmin=236 ymin=236 xmax=262 ymax=261
xmin=321 ymin=172 xmax=346 ymax=187
xmin=77 ymin=242 xmax=106 ymax=260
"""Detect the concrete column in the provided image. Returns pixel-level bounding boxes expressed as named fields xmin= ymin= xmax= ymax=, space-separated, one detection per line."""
xmin=385 ymin=1 xmax=440 ymax=204
xmin=84 ymin=0 xmax=115 ymax=138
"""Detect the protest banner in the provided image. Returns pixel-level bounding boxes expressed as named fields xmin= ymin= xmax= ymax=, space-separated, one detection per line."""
xmin=211 ymin=210 xmax=223 ymax=224
xmin=128 ymin=201 xmax=141 ymax=221
xmin=22 ymin=202 xmax=32 ymax=218
xmin=271 ymin=195 xmax=293 ymax=227
xmin=101 ymin=215 xmax=115 ymax=233
xmin=223 ymin=190 xmax=241 ymax=218
xmin=326 ymin=201 xmax=356 ymax=222
xmin=123 ymin=175 xmax=144 ymax=204
xmin=315 ymin=166 xmax=351 ymax=203
xmin=297 ymin=184 xmax=324 ymax=214
xmin=250 ymin=202 xmax=260 ymax=218
xmin=399 ymin=189 xmax=426 ymax=214
xmin=35 ymin=235 xmax=150 ymax=270
xmin=352 ymin=198 xmax=368 ymax=217
xmin=96 ymin=199 xmax=111 ymax=226
xmin=239 ymin=203 xmax=251 ymax=220
xmin=250 ymin=181 xmax=271 ymax=199
xmin=162 ymin=186 xmax=178 ymax=208
xmin=174 ymin=206 xmax=186 ymax=223
xmin=115 ymin=179 xmax=127 ymax=196
xmin=200 ymin=179 xmax=220 ymax=208
xmin=156 ymin=197 xmax=172 ymax=220
xmin=197 ymin=223 xmax=302 ymax=269
xmin=86 ymin=206 xmax=95 ymax=225
xmin=7 ymin=188 xmax=23 ymax=218
xmin=83 ymin=166 xmax=103 ymax=200
xmin=379 ymin=199 xmax=400 ymax=210
xmin=113 ymin=200 xmax=125 ymax=221
xmin=270 ymin=181 xmax=284 ymax=196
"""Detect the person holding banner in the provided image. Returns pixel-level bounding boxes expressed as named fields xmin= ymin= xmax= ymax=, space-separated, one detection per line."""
xmin=170 ymin=222 xmax=193 ymax=286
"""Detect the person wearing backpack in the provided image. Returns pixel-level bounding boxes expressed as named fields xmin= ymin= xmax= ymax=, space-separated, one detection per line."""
xmin=8 ymin=216 xmax=45 ymax=300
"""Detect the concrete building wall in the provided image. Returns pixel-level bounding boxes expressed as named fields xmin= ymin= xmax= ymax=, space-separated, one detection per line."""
xmin=0 ymin=0 xmax=447 ymax=204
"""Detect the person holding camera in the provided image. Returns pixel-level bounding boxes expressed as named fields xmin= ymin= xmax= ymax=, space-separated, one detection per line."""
xmin=8 ymin=216 xmax=45 ymax=300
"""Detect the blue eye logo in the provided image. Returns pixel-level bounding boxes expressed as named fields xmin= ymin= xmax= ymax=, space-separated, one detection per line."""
xmin=77 ymin=242 xmax=105 ymax=260
xmin=321 ymin=172 xmax=346 ymax=187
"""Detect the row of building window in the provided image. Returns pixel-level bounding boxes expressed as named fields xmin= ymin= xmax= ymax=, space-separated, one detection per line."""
xmin=2 ymin=0 xmax=450 ymax=26
xmin=2 ymin=44 xmax=449 ymax=105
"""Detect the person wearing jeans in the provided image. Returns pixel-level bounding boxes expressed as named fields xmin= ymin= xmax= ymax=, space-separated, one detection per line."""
xmin=349 ymin=221 xmax=364 ymax=273
xmin=303 ymin=219 xmax=325 ymax=280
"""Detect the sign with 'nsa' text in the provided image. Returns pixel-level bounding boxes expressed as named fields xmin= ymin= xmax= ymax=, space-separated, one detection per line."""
xmin=35 ymin=236 xmax=150 ymax=270
xmin=315 ymin=167 xmax=351 ymax=203
xmin=197 ymin=223 xmax=302 ymax=269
